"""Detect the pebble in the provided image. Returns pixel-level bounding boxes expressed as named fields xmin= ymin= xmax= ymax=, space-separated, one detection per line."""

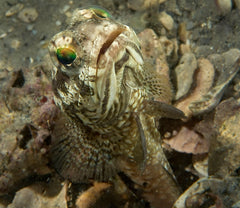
xmin=159 ymin=0 xmax=167 ymax=4
xmin=127 ymin=0 xmax=158 ymax=10
xmin=0 ymin=33 xmax=7 ymax=39
xmin=158 ymin=11 xmax=174 ymax=31
xmin=194 ymin=45 xmax=215 ymax=58
xmin=234 ymin=0 xmax=240 ymax=9
xmin=233 ymin=79 xmax=240 ymax=92
xmin=60 ymin=5 xmax=70 ymax=14
xmin=192 ymin=155 xmax=208 ymax=177
xmin=215 ymin=0 xmax=232 ymax=15
xmin=127 ymin=0 xmax=145 ymax=10
xmin=8 ymin=27 xmax=14 ymax=33
xmin=18 ymin=8 xmax=38 ymax=23
xmin=26 ymin=24 xmax=34 ymax=31
xmin=56 ymin=20 xmax=62 ymax=26
xmin=178 ymin=22 xmax=188 ymax=43
xmin=179 ymin=44 xmax=191 ymax=55
xmin=5 ymin=3 xmax=24 ymax=17
xmin=0 ymin=69 xmax=8 ymax=80
xmin=10 ymin=39 xmax=21 ymax=49
xmin=32 ymin=30 xmax=37 ymax=35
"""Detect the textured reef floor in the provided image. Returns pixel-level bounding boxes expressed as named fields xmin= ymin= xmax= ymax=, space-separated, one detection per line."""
xmin=0 ymin=0 xmax=240 ymax=207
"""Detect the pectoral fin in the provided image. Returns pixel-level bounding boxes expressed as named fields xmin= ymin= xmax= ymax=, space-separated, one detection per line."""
xmin=143 ymin=99 xmax=186 ymax=119
xmin=142 ymin=62 xmax=173 ymax=103
xmin=50 ymin=113 xmax=116 ymax=182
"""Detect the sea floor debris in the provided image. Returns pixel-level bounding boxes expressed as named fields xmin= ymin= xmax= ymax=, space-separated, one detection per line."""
xmin=1 ymin=0 xmax=240 ymax=207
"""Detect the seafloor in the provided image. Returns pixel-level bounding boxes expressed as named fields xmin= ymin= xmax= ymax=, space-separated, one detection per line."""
xmin=0 ymin=0 xmax=240 ymax=208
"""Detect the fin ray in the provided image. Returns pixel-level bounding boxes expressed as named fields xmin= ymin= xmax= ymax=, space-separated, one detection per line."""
xmin=50 ymin=114 xmax=116 ymax=182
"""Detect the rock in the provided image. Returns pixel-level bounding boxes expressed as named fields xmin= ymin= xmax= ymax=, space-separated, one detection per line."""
xmin=0 ymin=66 xmax=55 ymax=196
xmin=5 ymin=3 xmax=24 ymax=17
xmin=18 ymin=8 xmax=38 ymax=23
xmin=173 ymin=177 xmax=240 ymax=208
xmin=208 ymin=98 xmax=240 ymax=178
xmin=232 ymin=201 xmax=240 ymax=208
xmin=158 ymin=11 xmax=174 ymax=31
xmin=174 ymin=53 xmax=197 ymax=100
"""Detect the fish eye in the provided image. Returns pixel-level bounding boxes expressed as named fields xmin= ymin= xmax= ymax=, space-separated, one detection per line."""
xmin=56 ymin=47 xmax=76 ymax=65
xmin=89 ymin=6 xmax=112 ymax=19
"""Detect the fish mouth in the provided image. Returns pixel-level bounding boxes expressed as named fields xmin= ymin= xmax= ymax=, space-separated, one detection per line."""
xmin=96 ymin=28 xmax=125 ymax=65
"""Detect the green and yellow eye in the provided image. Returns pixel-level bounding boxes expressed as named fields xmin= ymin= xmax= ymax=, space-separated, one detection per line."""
xmin=56 ymin=47 xmax=76 ymax=65
xmin=89 ymin=6 xmax=112 ymax=19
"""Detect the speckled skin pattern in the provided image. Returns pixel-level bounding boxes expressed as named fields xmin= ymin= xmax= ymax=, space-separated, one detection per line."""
xmin=47 ymin=8 xmax=182 ymax=207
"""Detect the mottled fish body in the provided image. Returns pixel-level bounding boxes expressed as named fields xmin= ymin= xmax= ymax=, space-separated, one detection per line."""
xmin=47 ymin=7 xmax=184 ymax=207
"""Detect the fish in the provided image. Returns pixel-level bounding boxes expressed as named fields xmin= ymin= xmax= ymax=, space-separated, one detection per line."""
xmin=47 ymin=6 xmax=185 ymax=207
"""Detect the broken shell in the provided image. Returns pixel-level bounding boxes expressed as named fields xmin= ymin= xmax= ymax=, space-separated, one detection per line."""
xmin=175 ymin=49 xmax=240 ymax=118
xmin=174 ymin=53 xmax=197 ymax=100
xmin=174 ymin=58 xmax=214 ymax=118
xmin=189 ymin=49 xmax=240 ymax=115
xmin=164 ymin=126 xmax=209 ymax=154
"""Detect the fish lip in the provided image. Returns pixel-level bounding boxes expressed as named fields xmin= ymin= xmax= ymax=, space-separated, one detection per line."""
xmin=96 ymin=28 xmax=125 ymax=65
